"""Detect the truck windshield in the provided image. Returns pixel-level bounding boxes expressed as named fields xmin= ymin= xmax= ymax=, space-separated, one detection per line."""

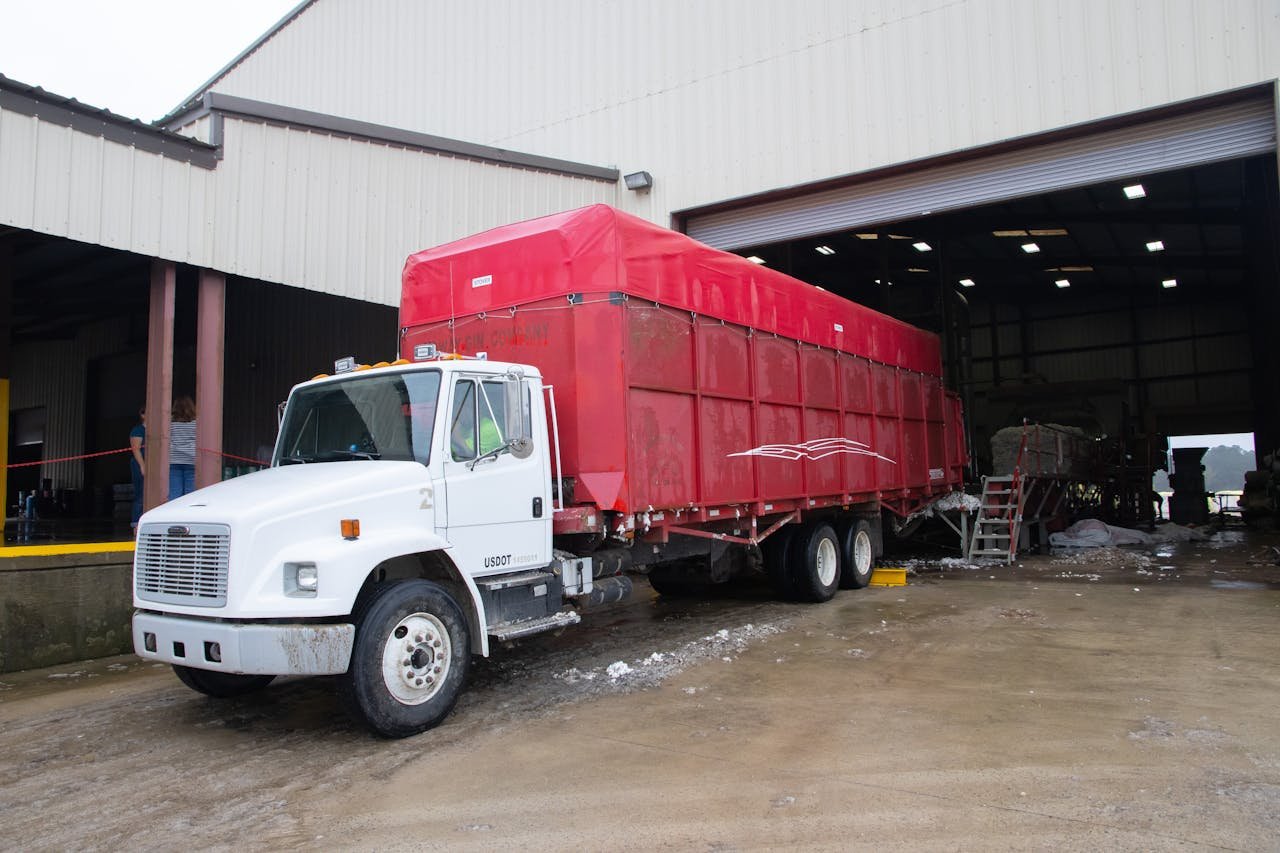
xmin=275 ymin=371 xmax=441 ymax=465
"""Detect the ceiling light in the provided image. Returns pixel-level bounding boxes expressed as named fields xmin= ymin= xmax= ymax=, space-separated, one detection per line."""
xmin=874 ymin=278 xmax=893 ymax=286
xmin=1123 ymin=183 xmax=1146 ymax=199
xmin=959 ymin=278 xmax=975 ymax=287
xmin=1146 ymin=240 xmax=1165 ymax=252
xmin=907 ymin=267 xmax=929 ymax=273
xmin=1054 ymin=278 xmax=1070 ymax=289
xmin=747 ymin=255 xmax=766 ymax=264
xmin=1046 ymin=265 xmax=1094 ymax=273
xmin=887 ymin=234 xmax=911 ymax=240
xmin=815 ymin=245 xmax=835 ymax=255
xmin=1029 ymin=228 xmax=1068 ymax=237
xmin=854 ymin=233 xmax=878 ymax=240
xmin=1162 ymin=278 xmax=1177 ymax=289
xmin=993 ymin=229 xmax=1028 ymax=238
xmin=912 ymin=241 xmax=932 ymax=252
xmin=1021 ymin=242 xmax=1040 ymax=254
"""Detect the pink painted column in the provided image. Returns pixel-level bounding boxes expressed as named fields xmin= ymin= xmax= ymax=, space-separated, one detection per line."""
xmin=144 ymin=260 xmax=175 ymax=511
xmin=195 ymin=269 xmax=226 ymax=489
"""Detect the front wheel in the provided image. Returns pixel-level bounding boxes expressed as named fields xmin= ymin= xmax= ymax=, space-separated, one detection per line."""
xmin=172 ymin=666 xmax=275 ymax=698
xmin=340 ymin=579 xmax=471 ymax=738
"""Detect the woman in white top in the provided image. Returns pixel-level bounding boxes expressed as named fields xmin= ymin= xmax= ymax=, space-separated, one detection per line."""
xmin=169 ymin=396 xmax=198 ymax=499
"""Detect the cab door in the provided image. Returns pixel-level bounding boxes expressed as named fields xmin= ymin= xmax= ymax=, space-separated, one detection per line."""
xmin=442 ymin=374 xmax=551 ymax=578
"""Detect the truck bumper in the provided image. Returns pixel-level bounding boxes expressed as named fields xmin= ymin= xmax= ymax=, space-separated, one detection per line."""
xmin=132 ymin=611 xmax=355 ymax=676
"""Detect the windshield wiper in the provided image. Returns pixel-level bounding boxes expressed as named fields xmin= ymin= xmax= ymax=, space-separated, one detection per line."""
xmin=330 ymin=449 xmax=382 ymax=460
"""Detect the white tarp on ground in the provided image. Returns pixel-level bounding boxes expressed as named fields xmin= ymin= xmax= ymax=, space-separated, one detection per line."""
xmin=1049 ymin=518 xmax=1208 ymax=548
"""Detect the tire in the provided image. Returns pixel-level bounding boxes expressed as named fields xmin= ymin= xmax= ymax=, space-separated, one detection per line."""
xmin=762 ymin=525 xmax=799 ymax=600
xmin=791 ymin=522 xmax=841 ymax=603
xmin=837 ymin=519 xmax=875 ymax=589
xmin=172 ymin=666 xmax=275 ymax=698
xmin=340 ymin=579 xmax=471 ymax=738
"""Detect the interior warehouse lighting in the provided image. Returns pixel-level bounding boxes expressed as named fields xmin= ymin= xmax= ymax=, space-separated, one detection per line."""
xmin=1162 ymin=278 xmax=1178 ymax=289
xmin=1021 ymin=242 xmax=1041 ymax=254
xmin=815 ymin=245 xmax=836 ymax=255
xmin=1123 ymin=183 xmax=1147 ymax=199
xmin=958 ymin=278 xmax=975 ymax=288
xmin=1146 ymin=240 xmax=1165 ymax=252
xmin=1054 ymin=278 xmax=1071 ymax=289
xmin=912 ymin=241 xmax=932 ymax=252
xmin=854 ymin=232 xmax=879 ymax=240
xmin=747 ymin=255 xmax=766 ymax=264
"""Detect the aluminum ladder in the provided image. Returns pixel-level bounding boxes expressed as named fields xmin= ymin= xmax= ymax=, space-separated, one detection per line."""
xmin=968 ymin=475 xmax=1022 ymax=563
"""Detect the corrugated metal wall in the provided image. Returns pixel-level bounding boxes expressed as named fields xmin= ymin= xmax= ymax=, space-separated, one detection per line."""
xmin=10 ymin=316 xmax=135 ymax=490
xmin=0 ymin=104 xmax=617 ymax=307
xmin=968 ymin=296 xmax=1254 ymax=434
xmin=203 ymin=0 xmax=1280 ymax=224
xmin=222 ymin=278 xmax=397 ymax=464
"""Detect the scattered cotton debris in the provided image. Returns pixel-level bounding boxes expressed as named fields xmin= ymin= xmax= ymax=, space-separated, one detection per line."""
xmin=606 ymin=661 xmax=633 ymax=680
xmin=771 ymin=796 xmax=796 ymax=808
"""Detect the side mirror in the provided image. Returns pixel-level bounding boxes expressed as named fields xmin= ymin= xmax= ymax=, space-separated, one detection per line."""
xmin=505 ymin=375 xmax=533 ymax=459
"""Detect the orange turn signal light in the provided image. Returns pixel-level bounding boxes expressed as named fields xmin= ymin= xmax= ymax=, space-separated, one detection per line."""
xmin=341 ymin=519 xmax=360 ymax=540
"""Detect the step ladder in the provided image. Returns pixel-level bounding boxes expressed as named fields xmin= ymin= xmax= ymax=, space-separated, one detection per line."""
xmin=968 ymin=475 xmax=1023 ymax=563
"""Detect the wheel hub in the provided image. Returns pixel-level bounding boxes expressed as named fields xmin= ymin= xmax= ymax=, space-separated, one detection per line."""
xmin=382 ymin=612 xmax=450 ymax=705
xmin=817 ymin=537 xmax=838 ymax=586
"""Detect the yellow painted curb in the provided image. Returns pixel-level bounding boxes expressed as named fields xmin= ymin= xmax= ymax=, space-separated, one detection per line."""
xmin=0 ymin=541 xmax=135 ymax=558
xmin=869 ymin=567 xmax=907 ymax=587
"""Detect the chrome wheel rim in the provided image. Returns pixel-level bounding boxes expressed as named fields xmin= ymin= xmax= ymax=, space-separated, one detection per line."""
xmin=816 ymin=536 xmax=838 ymax=587
xmin=381 ymin=611 xmax=451 ymax=705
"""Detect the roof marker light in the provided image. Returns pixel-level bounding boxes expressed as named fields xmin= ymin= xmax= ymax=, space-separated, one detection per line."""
xmin=815 ymin=245 xmax=835 ymax=255
xmin=1054 ymin=278 xmax=1071 ymax=289
xmin=1123 ymin=183 xmax=1146 ymax=199
xmin=413 ymin=344 xmax=438 ymax=361
xmin=959 ymin=278 xmax=975 ymax=287
xmin=747 ymin=255 xmax=766 ymax=264
xmin=912 ymin=241 xmax=932 ymax=252
xmin=1021 ymin=242 xmax=1041 ymax=254
xmin=334 ymin=356 xmax=357 ymax=373
xmin=1162 ymin=278 xmax=1177 ymax=289
xmin=1146 ymin=240 xmax=1164 ymax=252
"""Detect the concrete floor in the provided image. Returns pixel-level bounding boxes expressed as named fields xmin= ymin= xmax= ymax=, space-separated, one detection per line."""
xmin=1 ymin=526 xmax=1277 ymax=850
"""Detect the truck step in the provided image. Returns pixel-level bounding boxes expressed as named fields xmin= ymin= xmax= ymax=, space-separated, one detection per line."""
xmin=477 ymin=570 xmax=556 ymax=591
xmin=489 ymin=610 xmax=581 ymax=642
xmin=970 ymin=548 xmax=1013 ymax=556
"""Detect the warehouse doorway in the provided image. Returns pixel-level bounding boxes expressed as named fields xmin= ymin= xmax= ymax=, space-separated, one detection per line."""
xmin=676 ymin=85 xmax=1279 ymax=488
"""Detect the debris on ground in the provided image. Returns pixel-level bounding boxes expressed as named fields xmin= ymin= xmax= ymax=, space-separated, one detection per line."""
xmin=554 ymin=622 xmax=785 ymax=692
xmin=1049 ymin=518 xmax=1209 ymax=549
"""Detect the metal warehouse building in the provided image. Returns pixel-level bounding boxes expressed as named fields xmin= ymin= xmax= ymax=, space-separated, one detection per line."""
xmin=0 ymin=0 xmax=1277 ymax=534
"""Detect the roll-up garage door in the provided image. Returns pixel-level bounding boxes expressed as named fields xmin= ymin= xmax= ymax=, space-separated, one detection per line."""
xmin=684 ymin=93 xmax=1277 ymax=250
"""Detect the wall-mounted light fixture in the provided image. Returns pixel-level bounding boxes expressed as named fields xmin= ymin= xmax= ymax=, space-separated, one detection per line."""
xmin=623 ymin=171 xmax=653 ymax=191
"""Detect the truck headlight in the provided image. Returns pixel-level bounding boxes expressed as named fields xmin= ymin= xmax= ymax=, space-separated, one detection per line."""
xmin=285 ymin=562 xmax=319 ymax=597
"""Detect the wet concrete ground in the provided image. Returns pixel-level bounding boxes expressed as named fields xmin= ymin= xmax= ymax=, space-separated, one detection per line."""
xmin=1 ymin=525 xmax=1278 ymax=851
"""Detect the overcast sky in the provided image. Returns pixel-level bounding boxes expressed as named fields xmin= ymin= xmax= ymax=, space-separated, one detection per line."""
xmin=0 ymin=0 xmax=301 ymax=122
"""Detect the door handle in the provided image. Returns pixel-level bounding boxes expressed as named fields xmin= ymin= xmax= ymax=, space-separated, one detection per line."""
xmin=532 ymin=497 xmax=543 ymax=518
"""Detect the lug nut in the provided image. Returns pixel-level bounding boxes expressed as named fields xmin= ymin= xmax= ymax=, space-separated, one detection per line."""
xmin=416 ymin=678 xmax=424 ymax=686
xmin=425 ymin=675 xmax=434 ymax=684
xmin=432 ymin=639 xmax=441 ymax=648
xmin=402 ymin=658 xmax=411 ymax=667
xmin=433 ymin=665 xmax=442 ymax=674
xmin=415 ymin=633 xmax=425 ymax=643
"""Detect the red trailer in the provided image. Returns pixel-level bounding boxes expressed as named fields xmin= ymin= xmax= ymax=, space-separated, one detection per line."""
xmin=401 ymin=204 xmax=966 ymax=535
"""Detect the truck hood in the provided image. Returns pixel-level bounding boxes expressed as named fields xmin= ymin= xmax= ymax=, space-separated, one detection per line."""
xmin=139 ymin=461 xmax=429 ymax=526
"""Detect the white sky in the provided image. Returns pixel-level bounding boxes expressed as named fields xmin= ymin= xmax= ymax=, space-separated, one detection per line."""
xmin=0 ymin=0 xmax=302 ymax=122
xmin=1168 ymin=433 xmax=1254 ymax=452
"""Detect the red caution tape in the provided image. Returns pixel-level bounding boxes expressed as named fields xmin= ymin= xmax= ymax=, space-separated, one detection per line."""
xmin=198 ymin=448 xmax=271 ymax=466
xmin=5 ymin=447 xmax=132 ymax=469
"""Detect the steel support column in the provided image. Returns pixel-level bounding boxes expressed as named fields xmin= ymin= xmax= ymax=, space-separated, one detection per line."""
xmin=0 ymin=240 xmax=11 ymax=521
xmin=195 ymin=270 xmax=225 ymax=489
xmin=144 ymin=260 xmax=175 ymax=511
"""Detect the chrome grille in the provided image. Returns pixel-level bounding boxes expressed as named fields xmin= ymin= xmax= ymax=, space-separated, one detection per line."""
xmin=135 ymin=523 xmax=230 ymax=607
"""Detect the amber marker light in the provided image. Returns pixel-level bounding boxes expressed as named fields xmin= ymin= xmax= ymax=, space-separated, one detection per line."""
xmin=341 ymin=519 xmax=361 ymax=540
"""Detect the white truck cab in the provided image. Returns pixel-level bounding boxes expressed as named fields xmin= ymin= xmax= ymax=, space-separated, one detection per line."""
xmin=132 ymin=355 xmax=590 ymax=737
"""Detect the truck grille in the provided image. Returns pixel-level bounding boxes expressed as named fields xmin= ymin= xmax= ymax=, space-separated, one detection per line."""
xmin=135 ymin=523 xmax=230 ymax=607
